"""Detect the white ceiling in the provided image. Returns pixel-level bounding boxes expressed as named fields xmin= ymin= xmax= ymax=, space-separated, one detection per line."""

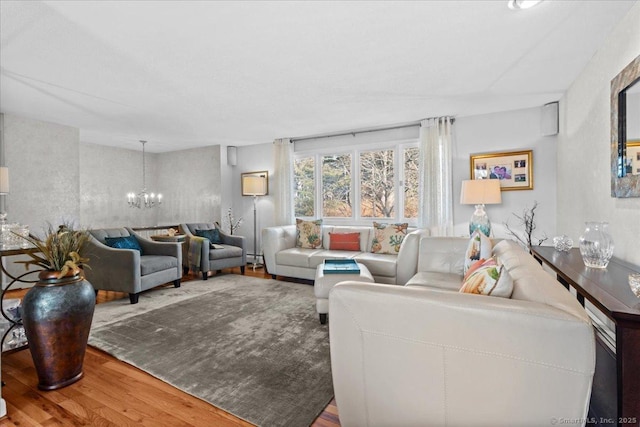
xmin=0 ymin=0 xmax=637 ymax=152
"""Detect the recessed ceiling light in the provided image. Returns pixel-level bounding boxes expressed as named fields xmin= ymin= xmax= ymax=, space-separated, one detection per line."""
xmin=508 ymin=0 xmax=544 ymax=10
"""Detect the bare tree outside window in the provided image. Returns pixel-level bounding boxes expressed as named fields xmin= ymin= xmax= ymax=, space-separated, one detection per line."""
xmin=294 ymin=157 xmax=315 ymax=217
xmin=404 ymin=147 xmax=419 ymax=218
xmin=322 ymin=154 xmax=352 ymax=217
xmin=360 ymin=149 xmax=395 ymax=218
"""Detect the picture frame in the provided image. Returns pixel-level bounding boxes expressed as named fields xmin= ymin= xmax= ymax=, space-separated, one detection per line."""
xmin=626 ymin=140 xmax=640 ymax=176
xmin=241 ymin=171 xmax=269 ymax=196
xmin=469 ymin=150 xmax=533 ymax=191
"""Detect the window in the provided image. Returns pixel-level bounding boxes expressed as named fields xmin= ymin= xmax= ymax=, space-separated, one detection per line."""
xmin=322 ymin=154 xmax=352 ymax=217
xmin=294 ymin=157 xmax=315 ymax=217
xmin=360 ymin=149 xmax=394 ymax=218
xmin=294 ymin=140 xmax=418 ymax=224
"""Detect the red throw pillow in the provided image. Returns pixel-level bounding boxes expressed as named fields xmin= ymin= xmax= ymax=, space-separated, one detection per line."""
xmin=329 ymin=232 xmax=361 ymax=251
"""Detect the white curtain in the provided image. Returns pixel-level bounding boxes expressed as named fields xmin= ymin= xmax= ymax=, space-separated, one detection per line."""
xmin=418 ymin=117 xmax=454 ymax=236
xmin=273 ymin=138 xmax=294 ymax=225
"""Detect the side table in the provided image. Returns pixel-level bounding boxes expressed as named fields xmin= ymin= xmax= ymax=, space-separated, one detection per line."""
xmin=0 ymin=245 xmax=40 ymax=353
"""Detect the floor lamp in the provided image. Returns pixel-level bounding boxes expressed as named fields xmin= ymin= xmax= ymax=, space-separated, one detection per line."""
xmin=242 ymin=173 xmax=268 ymax=270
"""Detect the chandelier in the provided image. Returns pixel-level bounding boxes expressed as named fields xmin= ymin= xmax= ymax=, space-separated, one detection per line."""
xmin=127 ymin=140 xmax=162 ymax=208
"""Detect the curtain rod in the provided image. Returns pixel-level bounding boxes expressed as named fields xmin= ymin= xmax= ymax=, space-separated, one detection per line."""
xmin=290 ymin=117 xmax=455 ymax=143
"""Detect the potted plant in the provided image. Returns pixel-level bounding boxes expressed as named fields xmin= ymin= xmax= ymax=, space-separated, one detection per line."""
xmin=16 ymin=224 xmax=95 ymax=390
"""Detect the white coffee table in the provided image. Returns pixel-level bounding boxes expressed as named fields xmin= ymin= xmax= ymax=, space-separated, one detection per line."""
xmin=314 ymin=262 xmax=374 ymax=324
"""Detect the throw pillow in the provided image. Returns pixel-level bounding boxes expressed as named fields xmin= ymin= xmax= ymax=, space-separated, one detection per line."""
xmin=296 ymin=219 xmax=323 ymax=249
xmin=460 ymin=257 xmax=513 ymax=298
xmin=464 ymin=230 xmax=492 ymax=274
xmin=195 ymin=228 xmax=222 ymax=244
xmin=104 ymin=235 xmax=143 ymax=253
xmin=329 ymin=232 xmax=361 ymax=251
xmin=370 ymin=222 xmax=408 ymax=254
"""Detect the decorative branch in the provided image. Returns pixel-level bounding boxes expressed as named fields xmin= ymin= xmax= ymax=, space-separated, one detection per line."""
xmin=503 ymin=200 xmax=548 ymax=248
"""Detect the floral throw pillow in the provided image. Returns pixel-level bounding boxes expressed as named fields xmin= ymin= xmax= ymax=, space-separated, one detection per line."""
xmin=464 ymin=230 xmax=492 ymax=274
xmin=460 ymin=257 xmax=513 ymax=298
xmin=296 ymin=219 xmax=323 ymax=249
xmin=370 ymin=222 xmax=408 ymax=254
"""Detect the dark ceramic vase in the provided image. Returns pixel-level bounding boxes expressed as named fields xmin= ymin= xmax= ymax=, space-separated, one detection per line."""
xmin=22 ymin=270 xmax=96 ymax=391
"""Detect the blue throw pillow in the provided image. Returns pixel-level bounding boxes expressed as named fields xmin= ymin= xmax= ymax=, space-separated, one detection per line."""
xmin=104 ymin=235 xmax=143 ymax=253
xmin=195 ymin=228 xmax=222 ymax=244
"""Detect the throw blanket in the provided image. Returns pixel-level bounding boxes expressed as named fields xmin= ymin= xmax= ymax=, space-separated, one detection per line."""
xmin=189 ymin=236 xmax=207 ymax=271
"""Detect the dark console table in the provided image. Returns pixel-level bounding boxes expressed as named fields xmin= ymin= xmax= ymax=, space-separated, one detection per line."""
xmin=531 ymin=247 xmax=640 ymax=426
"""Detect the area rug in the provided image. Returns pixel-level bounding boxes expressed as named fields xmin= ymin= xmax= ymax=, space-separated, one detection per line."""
xmin=88 ymin=275 xmax=333 ymax=427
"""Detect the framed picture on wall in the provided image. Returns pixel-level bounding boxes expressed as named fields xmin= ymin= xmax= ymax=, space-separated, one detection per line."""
xmin=470 ymin=150 xmax=533 ymax=191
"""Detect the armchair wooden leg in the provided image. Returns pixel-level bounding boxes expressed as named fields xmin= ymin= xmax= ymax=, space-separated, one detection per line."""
xmin=271 ymin=274 xmax=277 ymax=280
xmin=319 ymin=313 xmax=327 ymax=325
xmin=173 ymin=279 xmax=181 ymax=288
xmin=202 ymin=272 xmax=208 ymax=280
xmin=183 ymin=266 xmax=189 ymax=276
xmin=129 ymin=293 xmax=140 ymax=304
xmin=241 ymin=266 xmax=245 ymax=275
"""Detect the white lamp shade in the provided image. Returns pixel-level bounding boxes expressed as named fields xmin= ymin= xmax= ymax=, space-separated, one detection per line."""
xmin=460 ymin=179 xmax=502 ymax=205
xmin=243 ymin=175 xmax=268 ymax=196
xmin=0 ymin=167 xmax=8 ymax=194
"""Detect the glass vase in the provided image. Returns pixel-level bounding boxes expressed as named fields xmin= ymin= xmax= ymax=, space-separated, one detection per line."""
xmin=579 ymin=222 xmax=614 ymax=268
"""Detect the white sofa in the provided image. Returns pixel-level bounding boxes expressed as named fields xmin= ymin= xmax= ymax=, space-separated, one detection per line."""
xmin=329 ymin=237 xmax=596 ymax=426
xmin=262 ymin=225 xmax=429 ymax=285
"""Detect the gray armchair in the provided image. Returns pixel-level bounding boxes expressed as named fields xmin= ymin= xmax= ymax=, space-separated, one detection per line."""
xmin=82 ymin=227 xmax=182 ymax=304
xmin=179 ymin=223 xmax=246 ymax=280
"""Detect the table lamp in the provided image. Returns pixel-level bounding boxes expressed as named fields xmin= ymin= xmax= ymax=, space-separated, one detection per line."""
xmin=460 ymin=179 xmax=502 ymax=237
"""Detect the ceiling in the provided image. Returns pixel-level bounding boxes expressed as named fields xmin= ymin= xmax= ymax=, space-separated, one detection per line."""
xmin=0 ymin=0 xmax=637 ymax=153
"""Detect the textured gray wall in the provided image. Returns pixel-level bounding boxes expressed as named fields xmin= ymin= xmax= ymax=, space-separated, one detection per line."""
xmin=156 ymin=145 xmax=222 ymax=225
xmin=4 ymin=114 xmax=80 ymax=232
xmin=80 ymin=142 xmax=159 ymax=228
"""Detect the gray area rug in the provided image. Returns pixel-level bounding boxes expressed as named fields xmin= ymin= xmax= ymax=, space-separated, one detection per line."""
xmin=89 ymin=275 xmax=333 ymax=427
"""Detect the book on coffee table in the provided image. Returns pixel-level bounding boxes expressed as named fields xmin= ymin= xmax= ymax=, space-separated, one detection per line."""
xmin=323 ymin=259 xmax=360 ymax=274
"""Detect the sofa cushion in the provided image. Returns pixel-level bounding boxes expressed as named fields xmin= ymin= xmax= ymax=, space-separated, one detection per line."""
xmin=296 ymin=219 xmax=323 ymax=249
xmin=464 ymin=230 xmax=492 ymax=274
xmin=460 ymin=257 xmax=513 ymax=298
xmin=329 ymin=232 xmax=361 ymax=251
xmin=371 ymin=222 xmax=408 ymax=254
xmin=276 ymin=247 xmax=322 ymax=268
xmin=405 ymin=271 xmax=462 ymax=291
xmin=354 ymin=252 xmax=397 ymax=278
xmin=492 ymin=240 xmax=543 ymax=280
xmin=309 ymin=250 xmax=360 ymax=268
xmin=417 ymin=237 xmax=468 ymax=275
xmin=105 ymin=235 xmax=142 ymax=253
xmin=209 ymin=244 xmax=243 ymax=260
xmin=195 ymin=228 xmax=222 ymax=244
xmin=140 ymin=255 xmax=178 ymax=276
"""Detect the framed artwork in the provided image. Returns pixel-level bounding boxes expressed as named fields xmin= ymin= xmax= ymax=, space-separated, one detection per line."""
xmin=470 ymin=150 xmax=533 ymax=191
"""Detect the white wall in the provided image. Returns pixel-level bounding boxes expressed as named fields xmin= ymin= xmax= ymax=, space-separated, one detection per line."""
xmin=557 ymin=2 xmax=640 ymax=265
xmin=454 ymin=107 xmax=557 ymax=241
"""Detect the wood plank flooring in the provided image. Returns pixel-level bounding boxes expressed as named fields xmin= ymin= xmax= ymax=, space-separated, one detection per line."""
xmin=1 ymin=267 xmax=340 ymax=426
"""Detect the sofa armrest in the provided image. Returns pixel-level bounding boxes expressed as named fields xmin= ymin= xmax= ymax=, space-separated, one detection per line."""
xmin=396 ymin=228 xmax=431 ymax=285
xmin=82 ymin=236 xmax=140 ymax=293
xmin=329 ymin=282 xmax=595 ymax=426
xmin=262 ymin=225 xmax=296 ymax=274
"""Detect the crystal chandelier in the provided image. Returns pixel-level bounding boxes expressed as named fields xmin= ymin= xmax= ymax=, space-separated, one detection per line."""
xmin=127 ymin=140 xmax=162 ymax=208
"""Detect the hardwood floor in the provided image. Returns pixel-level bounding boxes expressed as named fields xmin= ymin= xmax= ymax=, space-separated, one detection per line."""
xmin=1 ymin=268 xmax=340 ymax=426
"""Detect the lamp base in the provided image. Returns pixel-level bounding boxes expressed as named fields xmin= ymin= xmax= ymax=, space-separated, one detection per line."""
xmin=469 ymin=204 xmax=491 ymax=237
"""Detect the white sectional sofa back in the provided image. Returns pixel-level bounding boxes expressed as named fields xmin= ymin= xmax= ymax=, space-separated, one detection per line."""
xmin=328 ymin=237 xmax=595 ymax=426
xmin=262 ymin=225 xmax=429 ymax=284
